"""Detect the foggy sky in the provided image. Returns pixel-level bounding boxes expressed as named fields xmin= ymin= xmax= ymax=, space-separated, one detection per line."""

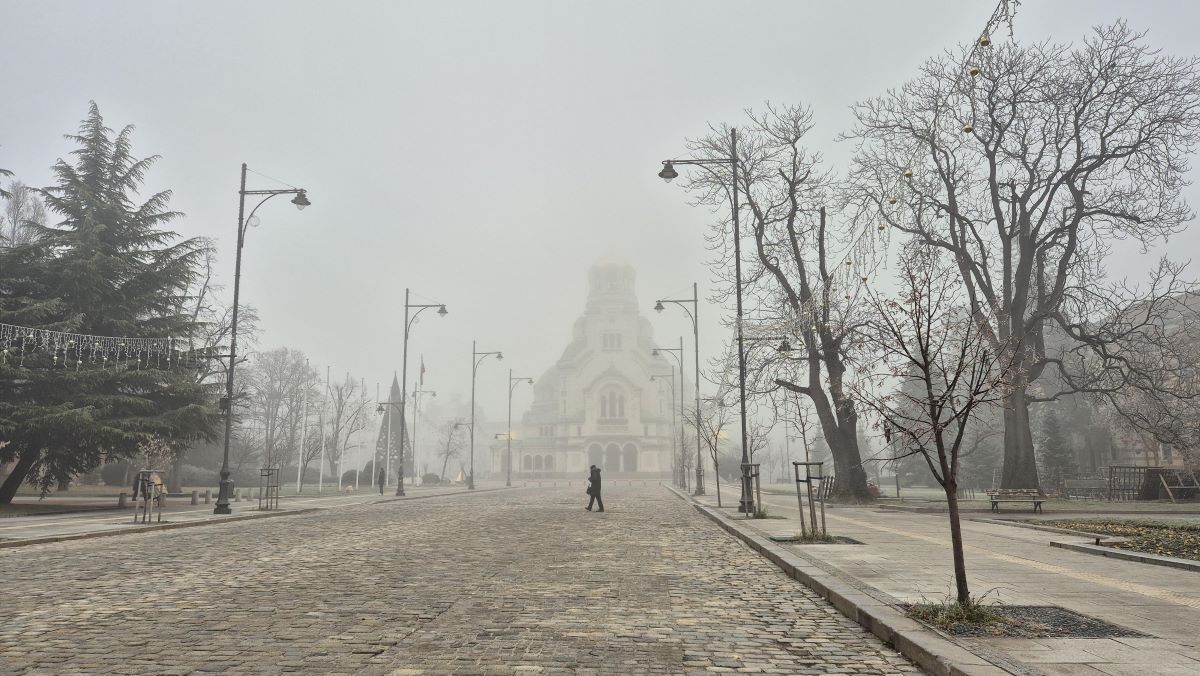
xmin=3 ymin=0 xmax=1198 ymax=430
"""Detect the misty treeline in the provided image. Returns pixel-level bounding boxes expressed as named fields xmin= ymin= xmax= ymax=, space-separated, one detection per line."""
xmin=0 ymin=103 xmax=383 ymax=502
xmin=679 ymin=20 xmax=1200 ymax=503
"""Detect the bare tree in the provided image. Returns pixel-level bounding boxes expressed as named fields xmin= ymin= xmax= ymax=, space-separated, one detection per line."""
xmin=846 ymin=22 xmax=1200 ymax=489
xmin=1 ymin=181 xmax=46 ymax=248
xmin=853 ymin=250 xmax=1017 ymax=607
xmin=678 ymin=425 xmax=694 ymax=492
xmin=436 ymin=422 xmax=464 ymax=480
xmin=326 ymin=374 xmax=369 ymax=479
xmin=683 ymin=106 xmax=874 ymax=501
xmin=688 ymin=400 xmax=732 ymax=507
xmin=241 ymin=347 xmax=315 ymax=471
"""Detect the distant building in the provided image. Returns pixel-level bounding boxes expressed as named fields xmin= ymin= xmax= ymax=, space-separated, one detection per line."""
xmin=491 ymin=261 xmax=679 ymax=480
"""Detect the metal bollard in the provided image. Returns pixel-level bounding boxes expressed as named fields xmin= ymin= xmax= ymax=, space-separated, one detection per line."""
xmin=234 ymin=490 xmax=240 ymax=502
xmin=118 ymin=492 xmax=128 ymax=508
xmin=190 ymin=490 xmax=199 ymax=505
xmin=204 ymin=489 xmax=212 ymax=505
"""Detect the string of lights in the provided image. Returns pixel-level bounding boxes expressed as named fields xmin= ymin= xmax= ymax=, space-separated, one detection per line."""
xmin=0 ymin=322 xmax=188 ymax=370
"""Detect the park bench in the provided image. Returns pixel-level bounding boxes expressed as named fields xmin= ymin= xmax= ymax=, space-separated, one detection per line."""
xmin=1062 ymin=478 xmax=1107 ymax=500
xmin=985 ymin=488 xmax=1044 ymax=513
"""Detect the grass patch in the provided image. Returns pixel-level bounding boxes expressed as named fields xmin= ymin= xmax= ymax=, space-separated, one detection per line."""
xmin=0 ymin=504 xmax=113 ymax=518
xmin=905 ymin=592 xmax=1007 ymax=634
xmin=1041 ymin=518 xmax=1200 ymax=561
xmin=752 ymin=505 xmax=769 ymax=519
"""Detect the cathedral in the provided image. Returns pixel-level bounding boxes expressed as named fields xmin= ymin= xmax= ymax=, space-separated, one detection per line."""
xmin=491 ymin=261 xmax=679 ymax=480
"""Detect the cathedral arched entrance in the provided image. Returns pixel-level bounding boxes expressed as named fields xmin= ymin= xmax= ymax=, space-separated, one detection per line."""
xmin=622 ymin=443 xmax=638 ymax=472
xmin=587 ymin=443 xmax=603 ymax=469
xmin=604 ymin=443 xmax=620 ymax=471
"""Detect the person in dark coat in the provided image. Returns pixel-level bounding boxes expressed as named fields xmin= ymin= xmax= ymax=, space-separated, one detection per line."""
xmin=586 ymin=465 xmax=604 ymax=512
xmin=378 ymin=468 xmax=386 ymax=495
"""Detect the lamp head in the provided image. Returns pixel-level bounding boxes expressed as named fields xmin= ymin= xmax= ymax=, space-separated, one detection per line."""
xmin=291 ymin=191 xmax=311 ymax=210
xmin=651 ymin=348 xmax=660 ymax=357
xmin=496 ymin=352 xmax=503 ymax=361
xmin=437 ymin=305 xmax=448 ymax=316
xmin=653 ymin=301 xmax=665 ymax=313
xmin=777 ymin=339 xmax=793 ymax=353
xmin=658 ymin=162 xmax=678 ymax=183
xmin=375 ymin=403 xmax=384 ymax=413
xmin=527 ymin=378 xmax=533 ymax=385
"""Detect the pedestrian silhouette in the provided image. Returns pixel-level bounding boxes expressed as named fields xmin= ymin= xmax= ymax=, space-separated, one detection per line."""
xmin=378 ymin=468 xmax=385 ymax=495
xmin=586 ymin=465 xmax=604 ymax=512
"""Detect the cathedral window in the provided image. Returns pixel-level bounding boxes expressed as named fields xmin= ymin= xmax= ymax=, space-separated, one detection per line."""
xmin=601 ymin=333 xmax=622 ymax=351
xmin=599 ymin=390 xmax=625 ymax=419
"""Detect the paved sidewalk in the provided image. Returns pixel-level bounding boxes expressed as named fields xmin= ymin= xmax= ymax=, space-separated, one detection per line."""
xmin=696 ymin=486 xmax=1200 ymax=675
xmin=0 ymin=485 xmax=482 ymax=546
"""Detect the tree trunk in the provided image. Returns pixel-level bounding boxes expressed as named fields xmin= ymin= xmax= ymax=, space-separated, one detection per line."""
xmin=0 ymin=449 xmax=39 ymax=505
xmin=713 ymin=460 xmax=722 ymax=507
xmin=944 ymin=482 xmax=971 ymax=607
xmin=827 ymin=427 xmax=872 ymax=502
xmin=1000 ymin=385 xmax=1040 ymax=490
xmin=168 ymin=453 xmax=185 ymax=493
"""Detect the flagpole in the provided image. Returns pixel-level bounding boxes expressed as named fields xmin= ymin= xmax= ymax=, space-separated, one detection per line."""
xmin=320 ymin=365 xmax=329 ymax=492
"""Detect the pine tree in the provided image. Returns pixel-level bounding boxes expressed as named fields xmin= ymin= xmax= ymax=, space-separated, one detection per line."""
xmin=0 ymin=102 xmax=215 ymax=503
xmin=1038 ymin=408 xmax=1075 ymax=490
xmin=0 ymin=164 xmax=12 ymax=198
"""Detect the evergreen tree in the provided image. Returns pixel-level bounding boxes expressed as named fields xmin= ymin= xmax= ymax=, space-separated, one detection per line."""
xmin=1037 ymin=408 xmax=1075 ymax=490
xmin=0 ymin=102 xmax=215 ymax=503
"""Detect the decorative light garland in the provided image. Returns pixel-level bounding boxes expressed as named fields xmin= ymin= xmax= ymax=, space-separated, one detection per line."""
xmin=0 ymin=322 xmax=187 ymax=370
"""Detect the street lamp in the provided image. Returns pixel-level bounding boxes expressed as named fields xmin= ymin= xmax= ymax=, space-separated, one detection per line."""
xmin=470 ymin=341 xmax=502 ymax=489
xmin=651 ymin=336 xmax=687 ymax=489
xmin=649 ymin=367 xmax=681 ymax=490
xmin=410 ymin=387 xmax=436 ymax=485
xmin=653 ymin=284 xmax=705 ymax=495
xmin=505 ymin=371 xmax=534 ymax=487
xmin=375 ymin=397 xmax=402 ymax=493
xmin=658 ymin=129 xmax=755 ymax=514
xmin=395 ymin=288 xmax=449 ymax=496
xmin=215 ymin=163 xmax=310 ymax=515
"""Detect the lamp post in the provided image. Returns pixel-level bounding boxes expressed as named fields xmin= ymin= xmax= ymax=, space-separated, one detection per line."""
xmin=653 ymin=285 xmax=705 ymax=495
xmin=658 ymin=129 xmax=754 ymax=513
xmin=505 ymin=370 xmax=534 ymax=488
xmin=410 ymin=387 xmax=436 ymax=484
xmin=375 ymin=397 xmax=402 ymax=493
xmin=651 ymin=336 xmax=687 ymax=488
xmin=470 ymin=341 xmax=503 ymax=490
xmin=395 ymin=289 xmax=448 ymax=496
xmin=215 ymin=163 xmax=310 ymax=515
xmin=649 ymin=367 xmax=680 ymax=490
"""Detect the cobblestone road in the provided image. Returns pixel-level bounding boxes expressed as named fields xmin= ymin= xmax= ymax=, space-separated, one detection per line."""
xmin=0 ymin=486 xmax=917 ymax=675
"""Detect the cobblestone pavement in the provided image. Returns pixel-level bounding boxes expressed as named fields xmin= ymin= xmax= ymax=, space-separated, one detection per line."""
xmin=0 ymin=486 xmax=918 ymax=675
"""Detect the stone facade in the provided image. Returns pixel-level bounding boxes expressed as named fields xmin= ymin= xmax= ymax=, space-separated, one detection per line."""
xmin=491 ymin=261 xmax=678 ymax=479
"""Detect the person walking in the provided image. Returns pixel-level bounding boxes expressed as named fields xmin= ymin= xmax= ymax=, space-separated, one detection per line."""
xmin=586 ymin=465 xmax=604 ymax=512
xmin=377 ymin=467 xmax=385 ymax=495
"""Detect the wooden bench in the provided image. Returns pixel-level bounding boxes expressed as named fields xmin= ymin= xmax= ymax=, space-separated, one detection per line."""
xmin=1062 ymin=479 xmax=1107 ymax=500
xmin=985 ymin=488 xmax=1044 ymax=513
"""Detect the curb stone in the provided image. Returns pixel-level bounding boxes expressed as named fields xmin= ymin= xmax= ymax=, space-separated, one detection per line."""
xmin=0 ymin=507 xmax=324 ymax=550
xmin=0 ymin=486 xmax=519 ymax=550
xmin=1049 ymin=539 xmax=1200 ymax=572
xmin=371 ymin=485 xmax=515 ymax=505
xmin=667 ymin=486 xmax=1018 ymax=676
